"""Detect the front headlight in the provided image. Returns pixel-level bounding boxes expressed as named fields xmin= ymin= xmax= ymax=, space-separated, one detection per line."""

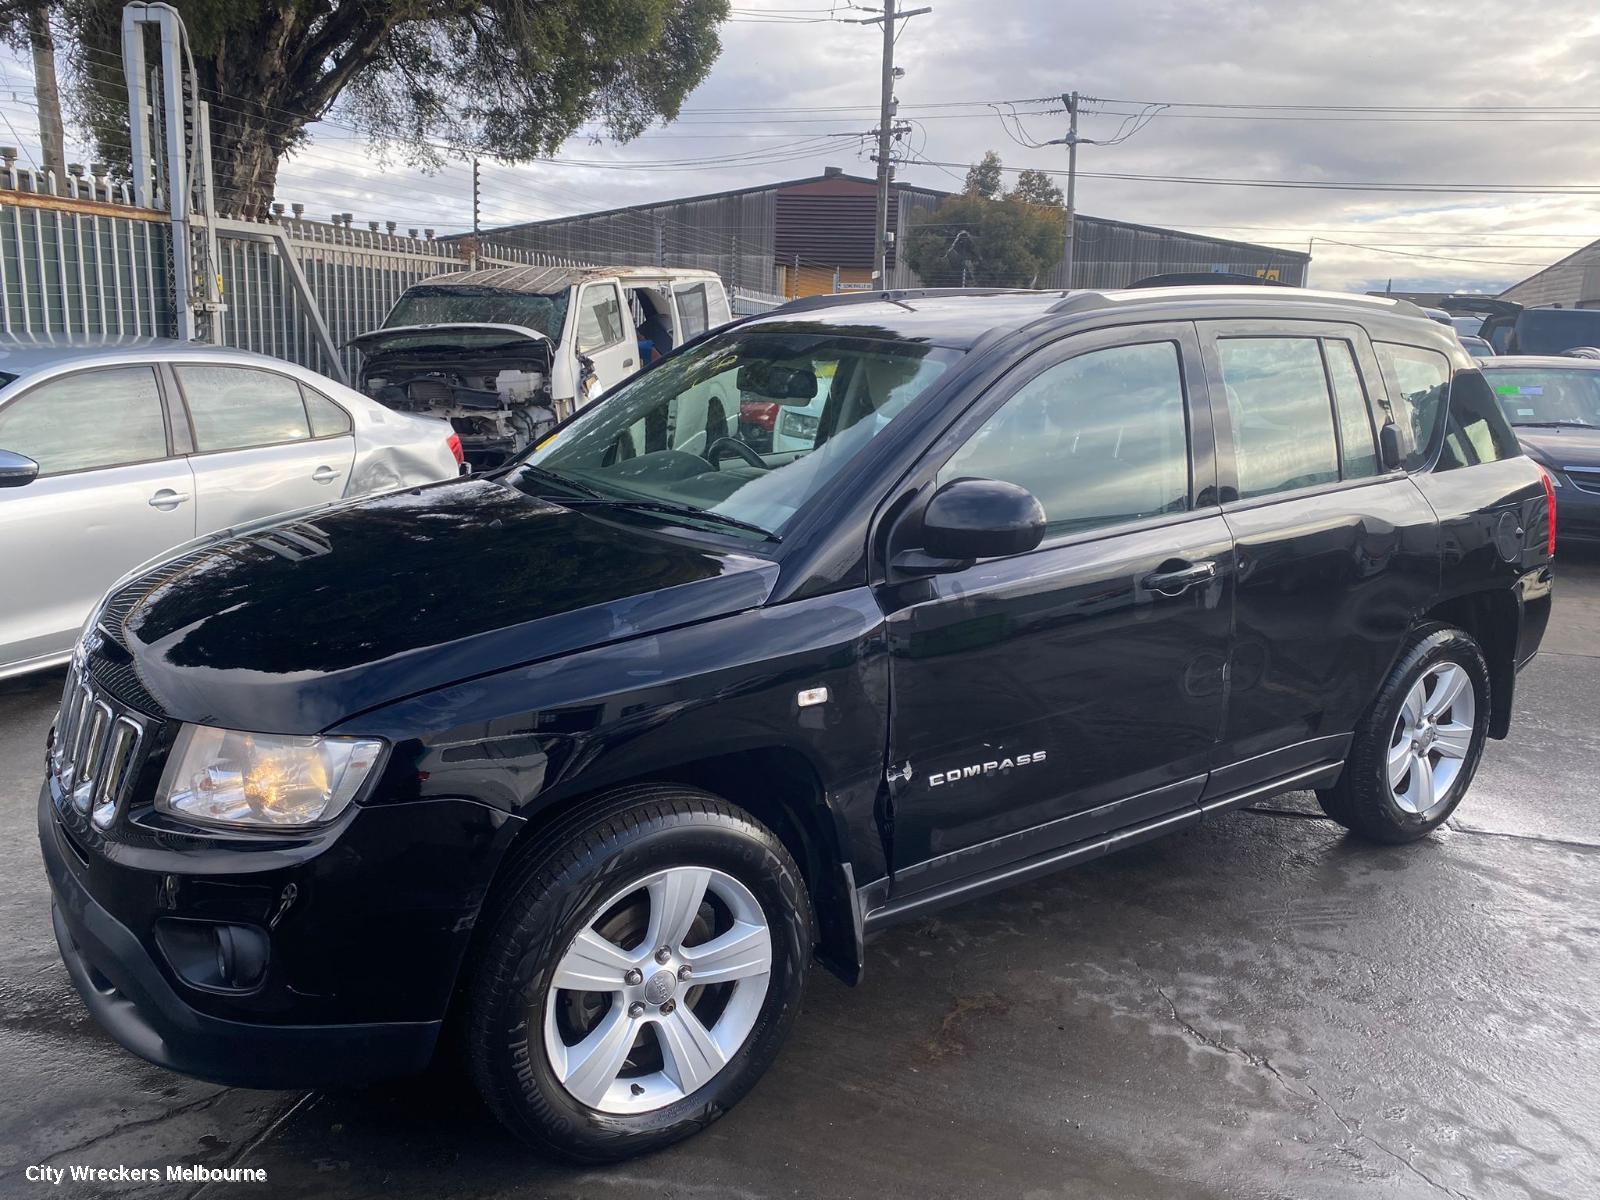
xmin=155 ymin=725 xmax=385 ymax=830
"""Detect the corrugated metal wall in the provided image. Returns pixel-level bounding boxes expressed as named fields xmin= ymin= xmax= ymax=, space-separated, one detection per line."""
xmin=489 ymin=189 xmax=779 ymax=293
xmin=1499 ymin=241 xmax=1600 ymax=309
xmin=892 ymin=186 xmax=1308 ymax=289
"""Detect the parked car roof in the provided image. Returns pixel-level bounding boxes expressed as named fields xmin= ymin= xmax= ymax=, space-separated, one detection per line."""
xmin=414 ymin=264 xmax=725 ymax=295
xmin=0 ymin=335 xmax=306 ymax=379
xmin=1477 ymin=355 xmax=1600 ymax=369
xmin=753 ymin=286 xmax=1433 ymax=349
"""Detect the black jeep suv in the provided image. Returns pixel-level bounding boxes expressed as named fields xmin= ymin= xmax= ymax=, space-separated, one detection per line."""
xmin=40 ymin=286 xmax=1554 ymax=1161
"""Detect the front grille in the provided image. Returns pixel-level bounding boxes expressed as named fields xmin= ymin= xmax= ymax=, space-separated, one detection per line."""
xmin=51 ymin=661 xmax=150 ymax=832
xmin=1563 ymin=467 xmax=1600 ymax=496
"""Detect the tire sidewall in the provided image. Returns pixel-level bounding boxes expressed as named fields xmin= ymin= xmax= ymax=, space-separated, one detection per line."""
xmin=1361 ymin=629 xmax=1491 ymax=837
xmin=478 ymin=808 xmax=809 ymax=1160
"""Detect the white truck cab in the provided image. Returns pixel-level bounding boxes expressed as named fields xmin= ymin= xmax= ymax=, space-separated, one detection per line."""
xmin=349 ymin=266 xmax=732 ymax=468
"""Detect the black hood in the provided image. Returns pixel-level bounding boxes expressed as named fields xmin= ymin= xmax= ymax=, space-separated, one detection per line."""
xmin=111 ymin=477 xmax=777 ymax=733
xmin=1514 ymin=426 xmax=1600 ymax=470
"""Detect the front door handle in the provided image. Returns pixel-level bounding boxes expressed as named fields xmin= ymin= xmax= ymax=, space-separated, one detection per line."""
xmin=1141 ymin=559 xmax=1217 ymax=596
xmin=148 ymin=488 xmax=190 ymax=510
xmin=622 ymin=357 xmax=636 ymax=369
xmin=311 ymin=465 xmax=339 ymax=484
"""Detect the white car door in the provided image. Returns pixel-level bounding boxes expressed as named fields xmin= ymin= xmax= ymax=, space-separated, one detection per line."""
xmin=171 ymin=362 xmax=357 ymax=533
xmin=0 ymin=363 xmax=196 ymax=672
xmin=572 ymin=281 xmax=637 ymax=399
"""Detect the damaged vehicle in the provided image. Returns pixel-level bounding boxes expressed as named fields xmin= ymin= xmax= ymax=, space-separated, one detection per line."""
xmin=350 ymin=266 xmax=732 ymax=468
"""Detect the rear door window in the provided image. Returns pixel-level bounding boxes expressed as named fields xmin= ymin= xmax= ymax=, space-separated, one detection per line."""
xmin=0 ymin=366 xmax=168 ymax=475
xmin=1323 ymin=340 xmax=1379 ymax=479
xmin=175 ymin=365 xmax=312 ymax=452
xmin=1374 ymin=343 xmax=1451 ymax=470
xmin=1217 ymin=337 xmax=1340 ymax=499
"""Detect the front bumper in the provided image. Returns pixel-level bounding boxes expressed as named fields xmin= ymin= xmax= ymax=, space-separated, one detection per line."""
xmin=40 ymin=783 xmax=440 ymax=1089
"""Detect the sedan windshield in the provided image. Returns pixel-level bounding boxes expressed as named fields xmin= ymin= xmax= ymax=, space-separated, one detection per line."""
xmin=1481 ymin=366 xmax=1600 ymax=427
xmin=514 ymin=328 xmax=959 ymax=539
xmin=385 ymin=286 xmax=569 ymax=341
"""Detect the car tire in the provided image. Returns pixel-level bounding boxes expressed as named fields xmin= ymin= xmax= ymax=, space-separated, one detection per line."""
xmin=464 ymin=784 xmax=812 ymax=1162
xmin=1316 ymin=624 xmax=1490 ymax=844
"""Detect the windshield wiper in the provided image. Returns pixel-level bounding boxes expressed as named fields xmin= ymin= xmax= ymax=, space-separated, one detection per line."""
xmin=1515 ymin=420 xmax=1596 ymax=429
xmin=512 ymin=463 xmax=607 ymax=499
xmin=557 ymin=495 xmax=782 ymax=543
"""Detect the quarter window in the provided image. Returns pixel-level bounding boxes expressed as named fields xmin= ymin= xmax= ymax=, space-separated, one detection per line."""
xmin=1323 ymin=340 xmax=1379 ymax=479
xmin=939 ymin=341 xmax=1190 ymax=537
xmin=1374 ymin=343 xmax=1451 ymax=470
xmin=303 ymin=386 xmax=352 ymax=437
xmin=576 ymin=287 xmax=626 ymax=353
xmin=1217 ymin=337 xmax=1339 ymax=499
xmin=1438 ymin=369 xmax=1520 ymax=470
xmin=0 ymin=366 xmax=167 ymax=475
xmin=176 ymin=365 xmax=312 ymax=452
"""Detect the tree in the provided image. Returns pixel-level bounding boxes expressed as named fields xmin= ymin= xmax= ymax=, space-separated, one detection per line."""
xmin=904 ymin=152 xmax=1065 ymax=288
xmin=962 ymin=149 xmax=1002 ymax=200
xmin=0 ymin=0 xmax=66 ymax=180
xmin=1007 ymin=167 xmax=1063 ymax=208
xmin=54 ymin=0 xmax=730 ymax=217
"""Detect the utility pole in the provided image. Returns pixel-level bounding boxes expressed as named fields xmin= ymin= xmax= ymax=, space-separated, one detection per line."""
xmin=859 ymin=1 xmax=929 ymax=288
xmin=1061 ymin=91 xmax=1079 ymax=290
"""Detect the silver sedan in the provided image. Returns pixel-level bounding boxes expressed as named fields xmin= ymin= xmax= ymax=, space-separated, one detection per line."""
xmin=0 ymin=338 xmax=464 ymax=680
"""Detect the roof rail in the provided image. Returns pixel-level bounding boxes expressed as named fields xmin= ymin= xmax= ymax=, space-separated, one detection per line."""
xmin=768 ymin=287 xmax=1043 ymax=316
xmin=1045 ymin=285 xmax=1432 ymax=320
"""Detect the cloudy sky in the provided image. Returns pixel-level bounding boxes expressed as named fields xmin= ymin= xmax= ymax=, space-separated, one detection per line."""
xmin=4 ymin=0 xmax=1599 ymax=293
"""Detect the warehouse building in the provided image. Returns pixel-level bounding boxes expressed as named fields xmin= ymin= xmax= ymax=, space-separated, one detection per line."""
xmin=1500 ymin=238 xmax=1600 ymax=309
xmin=481 ymin=167 xmax=1309 ymax=298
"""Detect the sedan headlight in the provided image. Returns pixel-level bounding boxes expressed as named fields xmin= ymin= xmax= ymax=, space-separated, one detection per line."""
xmin=155 ymin=725 xmax=385 ymax=829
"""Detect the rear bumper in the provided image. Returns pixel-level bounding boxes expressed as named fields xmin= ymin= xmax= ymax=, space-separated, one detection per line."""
xmin=40 ymin=784 xmax=440 ymax=1089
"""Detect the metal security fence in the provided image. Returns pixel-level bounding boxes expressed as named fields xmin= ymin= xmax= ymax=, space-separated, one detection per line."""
xmin=1 ymin=168 xmax=600 ymax=381
xmin=0 ymin=166 xmax=174 ymax=337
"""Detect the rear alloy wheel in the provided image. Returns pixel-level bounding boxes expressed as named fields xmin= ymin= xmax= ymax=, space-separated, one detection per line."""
xmin=466 ymin=786 xmax=811 ymax=1162
xmin=1317 ymin=624 xmax=1490 ymax=843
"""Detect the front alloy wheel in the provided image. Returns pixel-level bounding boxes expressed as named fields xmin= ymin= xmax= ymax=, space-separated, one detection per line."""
xmin=544 ymin=867 xmax=773 ymax=1113
xmin=466 ymin=785 xmax=811 ymax=1162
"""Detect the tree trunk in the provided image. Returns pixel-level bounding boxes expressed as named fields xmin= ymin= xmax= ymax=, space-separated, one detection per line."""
xmin=26 ymin=4 xmax=65 ymax=183
xmin=208 ymin=111 xmax=290 ymax=220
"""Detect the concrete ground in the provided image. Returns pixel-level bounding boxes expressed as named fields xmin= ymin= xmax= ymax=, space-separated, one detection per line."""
xmin=3 ymin=557 xmax=1598 ymax=1200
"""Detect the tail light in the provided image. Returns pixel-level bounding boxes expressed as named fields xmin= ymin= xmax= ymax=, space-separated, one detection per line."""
xmin=740 ymin=401 xmax=779 ymax=432
xmin=1536 ymin=463 xmax=1557 ymax=556
xmin=447 ymin=432 xmax=465 ymax=467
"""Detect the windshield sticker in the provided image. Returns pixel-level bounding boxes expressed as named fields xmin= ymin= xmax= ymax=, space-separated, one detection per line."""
xmin=1517 ymin=407 xmax=1537 ymax=417
xmin=1494 ymin=384 xmax=1546 ymax=396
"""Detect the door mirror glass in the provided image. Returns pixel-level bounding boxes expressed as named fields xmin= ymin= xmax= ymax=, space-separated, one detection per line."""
xmin=0 ymin=448 xmax=39 ymax=487
xmin=920 ymin=477 xmax=1046 ymax=563
xmin=1379 ymin=421 xmax=1405 ymax=470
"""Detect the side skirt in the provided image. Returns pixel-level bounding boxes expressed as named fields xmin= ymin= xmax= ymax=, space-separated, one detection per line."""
xmin=859 ymin=759 xmax=1343 ymax=936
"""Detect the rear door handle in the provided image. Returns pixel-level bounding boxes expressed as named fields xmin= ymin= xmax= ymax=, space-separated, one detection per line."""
xmin=148 ymin=489 xmax=190 ymax=509
xmin=312 ymin=465 xmax=339 ymax=484
xmin=1141 ymin=560 xmax=1217 ymax=596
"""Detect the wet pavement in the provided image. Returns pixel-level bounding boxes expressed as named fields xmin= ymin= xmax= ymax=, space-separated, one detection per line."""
xmin=3 ymin=556 xmax=1597 ymax=1199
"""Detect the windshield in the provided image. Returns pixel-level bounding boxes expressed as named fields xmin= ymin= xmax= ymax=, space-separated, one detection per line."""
xmin=384 ymin=286 xmax=569 ymax=341
xmin=1482 ymin=367 xmax=1600 ymax=426
xmin=515 ymin=328 xmax=960 ymax=538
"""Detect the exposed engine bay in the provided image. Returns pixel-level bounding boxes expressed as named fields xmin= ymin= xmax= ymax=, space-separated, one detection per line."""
xmin=355 ymin=336 xmax=558 ymax=470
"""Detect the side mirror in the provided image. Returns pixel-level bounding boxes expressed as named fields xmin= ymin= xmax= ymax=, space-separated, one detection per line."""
xmin=895 ymin=477 xmax=1046 ymax=574
xmin=0 ymin=449 xmax=38 ymax=488
xmin=1379 ymin=422 xmax=1405 ymax=471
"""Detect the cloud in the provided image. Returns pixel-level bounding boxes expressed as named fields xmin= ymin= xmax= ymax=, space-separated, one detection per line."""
xmin=4 ymin=0 xmax=1598 ymax=292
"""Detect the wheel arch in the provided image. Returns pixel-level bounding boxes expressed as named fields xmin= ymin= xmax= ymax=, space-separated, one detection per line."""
xmin=467 ymin=747 xmax=866 ymax=993
xmin=1419 ymin=587 xmax=1520 ymax=738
